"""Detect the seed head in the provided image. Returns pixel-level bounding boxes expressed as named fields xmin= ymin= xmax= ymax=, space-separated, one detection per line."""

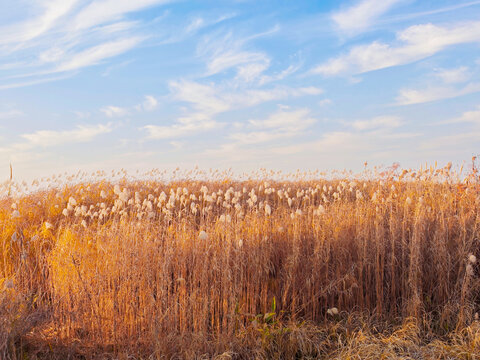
xmin=264 ymin=204 xmax=271 ymax=216
xmin=468 ymin=254 xmax=477 ymax=264
xmin=327 ymin=307 xmax=338 ymax=316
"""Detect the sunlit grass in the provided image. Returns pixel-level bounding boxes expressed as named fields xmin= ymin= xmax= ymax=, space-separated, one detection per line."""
xmin=0 ymin=163 xmax=479 ymax=358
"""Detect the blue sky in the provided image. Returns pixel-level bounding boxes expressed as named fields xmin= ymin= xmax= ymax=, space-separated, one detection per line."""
xmin=1 ymin=0 xmax=480 ymax=180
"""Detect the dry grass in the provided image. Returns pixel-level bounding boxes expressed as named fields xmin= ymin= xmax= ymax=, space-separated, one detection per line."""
xmin=0 ymin=164 xmax=479 ymax=359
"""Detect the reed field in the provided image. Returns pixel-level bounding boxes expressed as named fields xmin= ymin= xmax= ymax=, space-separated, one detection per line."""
xmin=0 ymin=163 xmax=479 ymax=359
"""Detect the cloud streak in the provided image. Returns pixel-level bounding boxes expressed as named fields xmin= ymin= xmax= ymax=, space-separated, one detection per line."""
xmin=56 ymin=37 xmax=144 ymax=72
xmin=20 ymin=123 xmax=113 ymax=148
xmin=332 ymin=0 xmax=403 ymax=35
xmin=0 ymin=0 xmax=173 ymax=89
xmin=396 ymin=82 xmax=480 ymax=105
xmin=313 ymin=21 xmax=480 ymax=76
xmin=141 ymin=79 xmax=323 ymax=140
xmin=230 ymin=108 xmax=316 ymax=145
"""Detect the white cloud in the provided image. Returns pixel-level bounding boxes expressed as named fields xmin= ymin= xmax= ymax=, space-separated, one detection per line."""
xmin=136 ymin=95 xmax=159 ymax=111
xmin=0 ymin=0 xmax=79 ymax=45
xmin=318 ymin=99 xmax=332 ymax=107
xmin=56 ymin=37 xmax=143 ymax=72
xmin=202 ymin=119 xmax=421 ymax=170
xmin=396 ymin=82 xmax=480 ymax=105
xmin=231 ymin=108 xmax=316 ymax=145
xmin=70 ymin=0 xmax=173 ymax=31
xmin=351 ymin=115 xmax=402 ymax=130
xmin=0 ymin=0 xmax=173 ymax=89
xmin=208 ymin=49 xmax=269 ymax=77
xmin=444 ymin=106 xmax=480 ymax=125
xmin=332 ymin=0 xmax=403 ymax=35
xmin=269 ymin=128 xmax=421 ymax=160
xmin=100 ymin=95 xmax=158 ymax=119
xmin=21 ymin=123 xmax=112 ymax=148
xmin=434 ymin=66 xmax=470 ymax=83
xmin=248 ymin=108 xmax=315 ymax=130
xmin=101 ymin=59 xmax=134 ymax=77
xmin=258 ymin=63 xmax=301 ymax=85
xmin=169 ymin=80 xmax=321 ymax=124
xmin=313 ymin=21 xmax=480 ymax=76
xmin=221 ymin=86 xmax=323 ymax=109
xmin=236 ymin=61 xmax=270 ymax=83
xmin=73 ymin=111 xmax=91 ymax=119
xmin=197 ymin=30 xmax=273 ymax=82
xmin=143 ymin=81 xmax=322 ymax=140
xmin=0 ymin=109 xmax=23 ymax=119
xmin=143 ymin=120 xmax=219 ymax=139
xmin=169 ymin=141 xmax=184 ymax=149
xmin=185 ymin=18 xmax=205 ymax=33
xmin=170 ymin=80 xmax=230 ymax=117
xmin=0 ymin=74 xmax=73 ymax=90
xmin=101 ymin=105 xmax=129 ymax=117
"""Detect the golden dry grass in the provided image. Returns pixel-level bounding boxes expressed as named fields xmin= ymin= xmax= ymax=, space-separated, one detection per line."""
xmin=0 ymin=164 xmax=479 ymax=359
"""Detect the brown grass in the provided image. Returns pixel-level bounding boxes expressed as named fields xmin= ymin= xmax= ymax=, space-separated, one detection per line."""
xmin=0 ymin=164 xmax=479 ymax=359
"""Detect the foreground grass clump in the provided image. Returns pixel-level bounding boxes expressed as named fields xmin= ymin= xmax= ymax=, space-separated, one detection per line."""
xmin=0 ymin=164 xmax=479 ymax=359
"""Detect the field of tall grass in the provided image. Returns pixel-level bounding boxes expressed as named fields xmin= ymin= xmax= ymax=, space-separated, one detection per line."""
xmin=0 ymin=163 xmax=479 ymax=359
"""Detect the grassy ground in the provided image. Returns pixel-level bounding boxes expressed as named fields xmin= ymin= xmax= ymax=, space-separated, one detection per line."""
xmin=0 ymin=165 xmax=479 ymax=359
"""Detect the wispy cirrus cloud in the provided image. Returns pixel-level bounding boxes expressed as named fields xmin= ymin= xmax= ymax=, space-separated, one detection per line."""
xmin=332 ymin=0 xmax=403 ymax=35
xmin=267 ymin=115 xmax=419 ymax=161
xmin=142 ymin=80 xmax=322 ymax=140
xmin=55 ymin=37 xmax=144 ymax=72
xmin=200 ymin=108 xmax=318 ymax=160
xmin=442 ymin=106 xmax=480 ymax=125
xmin=0 ymin=109 xmax=23 ymax=120
xmin=202 ymin=113 xmax=421 ymax=168
xmin=313 ymin=21 xmax=480 ymax=76
xmin=20 ymin=123 xmax=113 ymax=148
xmin=136 ymin=95 xmax=159 ymax=111
xmin=230 ymin=108 xmax=316 ymax=145
xmin=434 ymin=66 xmax=470 ymax=84
xmin=100 ymin=95 xmax=159 ymax=117
xmin=350 ymin=115 xmax=402 ymax=130
xmin=69 ymin=0 xmax=173 ymax=31
xmin=0 ymin=0 xmax=175 ymax=89
xmin=0 ymin=0 xmax=80 ymax=46
xmin=197 ymin=28 xmax=279 ymax=81
xmin=143 ymin=120 xmax=219 ymax=140
xmin=395 ymin=82 xmax=480 ymax=105
xmin=171 ymin=79 xmax=322 ymax=119
xmin=0 ymin=122 xmax=113 ymax=170
xmin=100 ymin=105 xmax=129 ymax=118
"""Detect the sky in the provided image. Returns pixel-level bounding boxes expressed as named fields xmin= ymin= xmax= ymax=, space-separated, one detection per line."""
xmin=1 ymin=0 xmax=480 ymax=181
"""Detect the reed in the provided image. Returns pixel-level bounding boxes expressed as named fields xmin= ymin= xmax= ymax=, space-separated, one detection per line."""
xmin=0 ymin=164 xmax=479 ymax=358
